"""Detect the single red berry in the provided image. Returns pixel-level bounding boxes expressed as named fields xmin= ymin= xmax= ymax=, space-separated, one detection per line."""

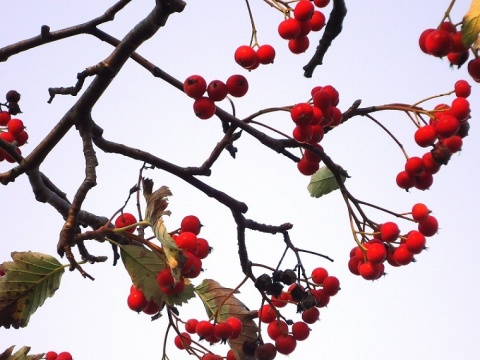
xmin=45 ymin=351 xmax=58 ymax=360
xmin=180 ymin=215 xmax=201 ymax=235
xmin=422 ymin=151 xmax=441 ymax=174
xmin=174 ymin=332 xmax=192 ymax=349
xmin=380 ymin=222 xmax=400 ymax=242
xmin=414 ymin=171 xmax=433 ymax=191
xmin=156 ymin=268 xmax=174 ymax=288
xmin=293 ymin=125 xmax=313 ymax=143
xmin=207 ymin=80 xmax=228 ymax=102
xmin=195 ymin=237 xmax=211 ymax=259
xmin=322 ymin=275 xmax=340 ymax=295
xmin=405 ymin=157 xmax=424 ymax=176
xmin=449 ymin=97 xmax=470 ymax=122
xmin=424 ymin=29 xmax=453 ymax=57
xmin=311 ymin=267 xmax=328 ymax=284
xmin=214 ymin=321 xmax=234 ymax=341
xmin=0 ymin=111 xmax=11 ymax=126
xmin=467 ymin=57 xmax=480 ymax=82
xmin=193 ymin=97 xmax=216 ymax=119
xmin=142 ymin=299 xmax=160 ymax=315
xmin=294 ymin=0 xmax=315 ymax=22
xmin=7 ymin=118 xmax=24 ymax=136
xmin=185 ymin=318 xmax=199 ymax=334
xmin=348 ymin=256 xmax=362 ymax=276
xmin=255 ymin=343 xmax=277 ymax=360
xmin=196 ymin=320 xmax=215 ymax=339
xmin=115 ymin=213 xmax=137 ymax=233
xmin=226 ymin=74 xmax=249 ymax=97
xmin=256 ymin=44 xmax=276 ymax=64
xmin=267 ymin=319 xmax=288 ymax=340
xmin=270 ymin=292 xmax=290 ymax=308
xmin=183 ymin=75 xmax=207 ymax=99
xmin=405 ymin=230 xmax=426 ymax=254
xmin=182 ymin=255 xmax=202 ymax=278
xmin=314 ymin=0 xmax=330 ymax=8
xmin=414 ymin=125 xmax=437 ymax=147
xmin=289 ymin=36 xmax=310 ymax=54
xmin=14 ymin=130 xmax=28 ymax=146
xmin=441 ymin=135 xmax=463 ymax=153
xmin=127 ymin=288 xmax=148 ymax=312
xmin=447 ymin=51 xmax=469 ymax=68
xmin=278 ymin=18 xmax=301 ymax=39
xmin=392 ymin=244 xmax=414 ymax=265
xmin=225 ymin=316 xmax=243 ymax=339
xmin=435 ymin=114 xmax=460 ymax=138
xmin=297 ymin=156 xmax=320 ymax=176
xmin=258 ymin=304 xmax=276 ymax=323
xmin=291 ymin=102 xmax=314 ymax=125
xmin=310 ymin=288 xmax=330 ymax=307
xmin=310 ymin=10 xmax=326 ymax=31
xmin=419 ymin=28 xmax=435 ymax=53
xmin=366 ymin=243 xmax=387 ymax=264
xmin=292 ymin=321 xmax=310 ymax=341
xmin=234 ymin=45 xmax=258 ymax=68
xmin=358 ymin=261 xmax=384 ymax=280
xmin=411 ymin=203 xmax=430 ymax=222
xmin=418 ymin=215 xmax=438 ymax=237
xmin=275 ymin=334 xmax=297 ymax=355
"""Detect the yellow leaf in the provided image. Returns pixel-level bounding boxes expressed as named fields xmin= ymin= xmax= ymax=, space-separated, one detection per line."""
xmin=462 ymin=0 xmax=480 ymax=46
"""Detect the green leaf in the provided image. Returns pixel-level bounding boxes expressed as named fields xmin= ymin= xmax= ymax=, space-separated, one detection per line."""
xmin=307 ymin=165 xmax=347 ymax=198
xmin=120 ymin=244 xmax=194 ymax=307
xmin=462 ymin=0 xmax=480 ymax=47
xmin=195 ymin=279 xmax=258 ymax=360
xmin=0 ymin=345 xmax=44 ymax=360
xmin=0 ymin=252 xmax=64 ymax=329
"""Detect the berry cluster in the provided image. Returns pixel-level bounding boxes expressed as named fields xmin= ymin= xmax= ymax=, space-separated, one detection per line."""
xmin=348 ymin=204 xmax=438 ymax=280
xmin=251 ymin=267 xmax=339 ymax=358
xmin=183 ymin=74 xmax=249 ymax=120
xmin=277 ymin=0 xmax=328 ymax=54
xmin=396 ymin=80 xmax=471 ymax=191
xmin=234 ymin=44 xmax=276 ymax=70
xmin=45 ymin=351 xmax=73 ymax=360
xmin=419 ymin=20 xmax=479 ymax=83
xmin=0 ymin=90 xmax=28 ymax=163
xmin=126 ymin=215 xmax=211 ymax=313
xmin=292 ymin=84 xmax=342 ymax=176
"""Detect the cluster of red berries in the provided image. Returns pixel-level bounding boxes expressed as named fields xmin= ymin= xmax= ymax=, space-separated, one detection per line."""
xmin=419 ymin=21 xmax=480 ymax=82
xmin=127 ymin=284 xmax=162 ymax=314
xmin=396 ymin=80 xmax=471 ymax=191
xmin=45 ymin=351 xmax=73 ymax=360
xmin=0 ymin=90 xmax=28 ymax=163
xmin=234 ymin=44 xmax=276 ymax=70
xmin=251 ymin=267 xmax=339 ymax=358
xmin=277 ymin=0 xmax=328 ymax=54
xmin=348 ymin=204 xmax=438 ymax=280
xmin=174 ymin=316 xmax=242 ymax=354
xmin=183 ymin=74 xmax=249 ymax=119
xmin=292 ymin=84 xmax=342 ymax=176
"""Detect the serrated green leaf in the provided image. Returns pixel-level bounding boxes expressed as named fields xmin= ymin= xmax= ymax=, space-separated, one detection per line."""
xmin=0 ymin=252 xmax=64 ymax=329
xmin=120 ymin=244 xmax=194 ymax=307
xmin=0 ymin=345 xmax=44 ymax=360
xmin=462 ymin=0 xmax=480 ymax=46
xmin=307 ymin=165 xmax=347 ymax=198
xmin=195 ymin=279 xmax=258 ymax=360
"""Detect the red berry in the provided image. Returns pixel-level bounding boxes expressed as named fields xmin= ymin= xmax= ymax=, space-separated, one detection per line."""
xmin=278 ymin=18 xmax=301 ymax=39
xmin=180 ymin=215 xmax=201 ymax=235
xmin=258 ymin=304 xmax=276 ymax=323
xmin=174 ymin=332 xmax=192 ymax=349
xmin=380 ymin=222 xmax=400 ymax=242
xmin=207 ymin=80 xmax=228 ymax=102
xmin=422 ymin=151 xmax=441 ymax=174
xmin=196 ymin=320 xmax=215 ymax=339
xmin=0 ymin=111 xmax=11 ymax=126
xmin=193 ymin=97 xmax=216 ymax=119
xmin=314 ymin=0 xmax=330 ymax=8
xmin=142 ymin=299 xmax=160 ymax=315
xmin=392 ymin=244 xmax=414 ymax=265
xmin=292 ymin=125 xmax=313 ymax=143
xmin=467 ymin=57 xmax=480 ymax=82
xmin=183 ymin=75 xmax=207 ymax=99
xmin=225 ymin=316 xmax=243 ymax=339
xmin=414 ymin=171 xmax=433 ymax=191
xmin=322 ymin=276 xmax=340 ymax=295
xmin=267 ymin=319 xmax=288 ymax=340
xmin=288 ymin=36 xmax=310 ymax=54
xmin=424 ymin=29 xmax=452 ymax=57
xmin=45 ymin=351 xmax=58 ymax=360
xmin=348 ymin=256 xmax=362 ymax=276
xmin=366 ymin=243 xmax=387 ymax=264
xmin=310 ymin=288 xmax=330 ymax=307
xmin=275 ymin=334 xmax=297 ymax=355
xmin=414 ymin=125 xmax=437 ymax=147
xmin=411 ymin=203 xmax=430 ymax=222
xmin=310 ymin=10 xmax=326 ymax=31
xmin=291 ymin=102 xmax=314 ymax=125
xmin=435 ymin=115 xmax=459 ymax=138
xmin=195 ymin=237 xmax=211 ymax=259
xmin=213 ymin=321 xmax=234 ymax=340
xmin=294 ymin=0 xmax=315 ymax=22
xmin=442 ymin=135 xmax=463 ymax=153
xmin=450 ymin=97 xmax=470 ymax=122
xmin=115 ymin=213 xmax=137 ymax=233
xmin=127 ymin=287 xmax=148 ymax=312
xmin=156 ymin=268 xmax=174 ymax=288
xmin=14 ymin=130 xmax=28 ymax=146
xmin=419 ymin=28 xmax=435 ymax=54
xmin=185 ymin=318 xmax=199 ymax=334
xmin=405 ymin=230 xmax=426 ymax=254
xmin=418 ymin=215 xmax=438 ymax=237
xmin=292 ymin=321 xmax=310 ymax=341
xmin=405 ymin=156 xmax=424 ymax=176
xmin=7 ymin=118 xmax=24 ymax=136
xmin=226 ymin=74 xmax=249 ymax=97
xmin=234 ymin=45 xmax=258 ymax=68
xmin=256 ymin=44 xmax=276 ymax=64
xmin=358 ymin=261 xmax=384 ymax=280
xmin=311 ymin=267 xmax=328 ymax=284
xmin=297 ymin=156 xmax=319 ymax=175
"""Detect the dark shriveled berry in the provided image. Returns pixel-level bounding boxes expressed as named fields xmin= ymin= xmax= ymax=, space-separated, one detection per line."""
xmin=242 ymin=339 xmax=259 ymax=357
xmin=281 ymin=269 xmax=297 ymax=285
xmin=255 ymin=274 xmax=273 ymax=292
xmin=271 ymin=270 xmax=283 ymax=282
xmin=6 ymin=90 xmax=21 ymax=103
xmin=431 ymin=143 xmax=452 ymax=165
